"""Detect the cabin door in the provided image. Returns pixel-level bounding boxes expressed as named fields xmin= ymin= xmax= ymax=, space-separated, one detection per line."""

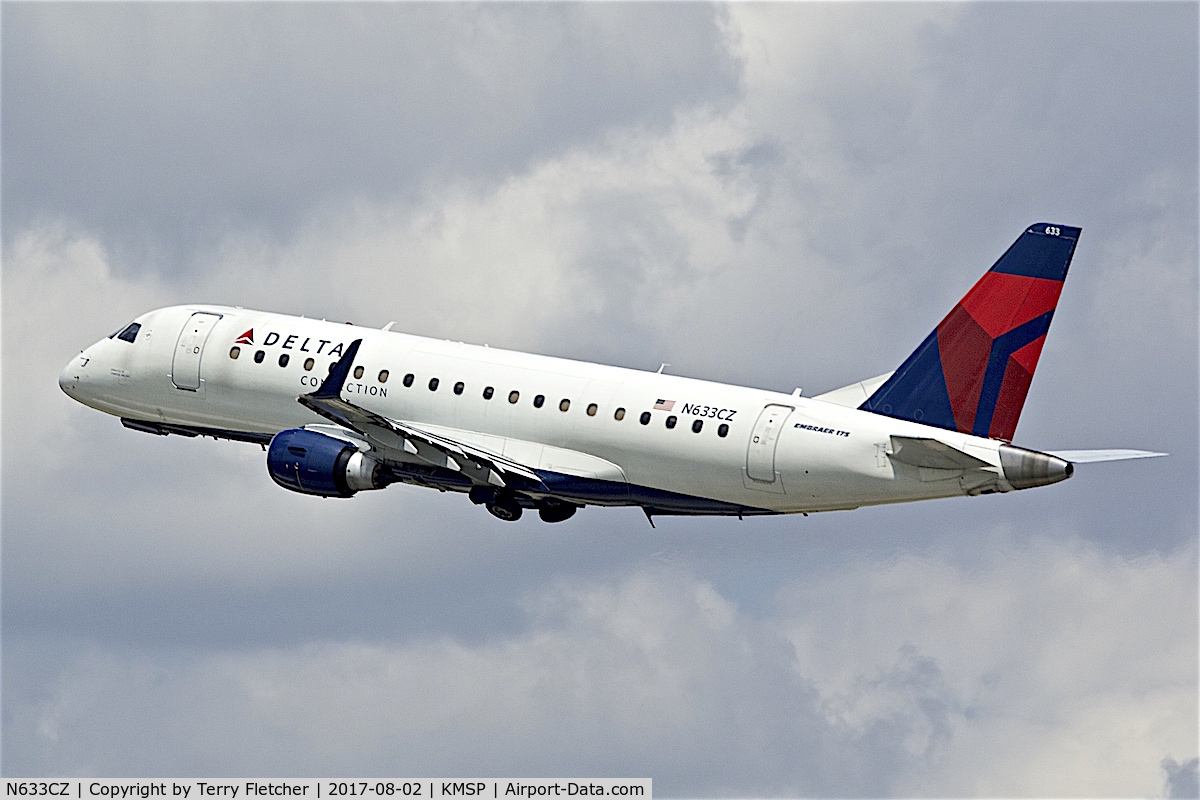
xmin=746 ymin=404 xmax=793 ymax=483
xmin=172 ymin=312 xmax=222 ymax=391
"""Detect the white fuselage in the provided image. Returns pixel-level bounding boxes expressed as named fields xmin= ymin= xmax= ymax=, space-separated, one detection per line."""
xmin=60 ymin=305 xmax=1021 ymax=514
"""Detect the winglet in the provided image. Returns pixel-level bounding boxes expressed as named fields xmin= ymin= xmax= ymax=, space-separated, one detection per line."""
xmin=310 ymin=339 xmax=363 ymax=400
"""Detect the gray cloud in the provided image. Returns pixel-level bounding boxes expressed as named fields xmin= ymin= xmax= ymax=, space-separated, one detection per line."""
xmin=2 ymin=3 xmax=740 ymax=270
xmin=5 ymin=544 xmax=1195 ymax=794
xmin=1164 ymin=756 xmax=1200 ymax=799
xmin=3 ymin=1 xmax=1196 ymax=793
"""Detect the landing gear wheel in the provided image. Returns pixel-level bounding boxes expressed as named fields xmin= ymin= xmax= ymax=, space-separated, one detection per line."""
xmin=486 ymin=496 xmax=523 ymax=522
xmin=538 ymin=503 xmax=578 ymax=523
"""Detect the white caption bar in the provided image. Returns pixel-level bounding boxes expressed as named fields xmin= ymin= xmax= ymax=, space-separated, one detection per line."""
xmin=4 ymin=781 xmax=651 ymax=800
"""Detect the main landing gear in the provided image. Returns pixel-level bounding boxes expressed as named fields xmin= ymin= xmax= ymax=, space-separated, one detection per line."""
xmin=485 ymin=494 xmax=524 ymax=522
xmin=470 ymin=487 xmax=579 ymax=523
xmin=536 ymin=501 xmax=577 ymax=523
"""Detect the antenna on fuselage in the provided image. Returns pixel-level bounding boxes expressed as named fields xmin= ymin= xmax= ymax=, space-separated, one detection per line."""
xmin=657 ymin=363 xmax=669 ymax=374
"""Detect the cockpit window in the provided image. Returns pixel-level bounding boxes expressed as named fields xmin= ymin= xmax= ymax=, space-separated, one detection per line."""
xmin=115 ymin=323 xmax=141 ymax=343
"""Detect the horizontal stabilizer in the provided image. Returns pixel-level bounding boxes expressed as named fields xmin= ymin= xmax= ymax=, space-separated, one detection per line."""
xmin=813 ymin=372 xmax=894 ymax=408
xmin=1047 ymin=449 xmax=1167 ymax=464
xmin=889 ymin=436 xmax=991 ymax=470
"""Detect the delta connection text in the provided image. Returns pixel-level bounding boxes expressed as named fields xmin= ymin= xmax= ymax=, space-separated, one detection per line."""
xmin=5 ymin=781 xmax=650 ymax=800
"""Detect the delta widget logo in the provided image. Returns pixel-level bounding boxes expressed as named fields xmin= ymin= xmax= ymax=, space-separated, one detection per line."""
xmin=235 ymin=329 xmax=254 ymax=345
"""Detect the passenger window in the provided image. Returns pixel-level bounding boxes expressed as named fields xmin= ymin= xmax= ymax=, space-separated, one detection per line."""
xmin=116 ymin=323 xmax=141 ymax=343
xmin=586 ymin=403 xmax=598 ymax=417
xmin=254 ymin=350 xmax=265 ymax=364
xmin=692 ymin=419 xmax=703 ymax=433
xmin=559 ymin=399 xmax=570 ymax=412
xmin=454 ymin=381 xmax=465 ymax=395
xmin=718 ymin=423 xmax=729 ymax=437
xmin=666 ymin=415 xmax=677 ymax=429
xmin=508 ymin=391 xmax=520 ymax=404
xmin=279 ymin=354 xmax=290 ymax=368
xmin=533 ymin=395 xmax=545 ymax=408
xmin=304 ymin=358 xmax=315 ymax=371
xmin=229 ymin=347 xmax=241 ymax=360
xmin=378 ymin=370 xmax=389 ymax=382
xmin=639 ymin=412 xmax=651 ymax=425
xmin=429 ymin=378 xmax=440 ymax=391
xmin=483 ymin=386 xmax=494 ymax=400
xmin=353 ymin=366 xmax=364 ymax=379
xmin=403 ymin=373 xmax=415 ymax=387
xmin=614 ymin=408 xmax=626 ymax=421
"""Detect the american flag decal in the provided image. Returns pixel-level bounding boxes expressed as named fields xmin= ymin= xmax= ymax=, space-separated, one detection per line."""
xmin=653 ymin=399 xmax=675 ymax=411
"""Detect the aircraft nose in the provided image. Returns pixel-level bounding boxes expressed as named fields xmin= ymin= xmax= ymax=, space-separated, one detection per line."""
xmin=59 ymin=359 xmax=76 ymax=397
xmin=59 ymin=352 xmax=87 ymax=400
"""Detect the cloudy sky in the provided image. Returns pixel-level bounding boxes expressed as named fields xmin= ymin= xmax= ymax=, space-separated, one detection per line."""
xmin=3 ymin=3 xmax=1197 ymax=795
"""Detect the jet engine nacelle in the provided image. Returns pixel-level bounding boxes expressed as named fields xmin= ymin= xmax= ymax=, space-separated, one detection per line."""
xmin=267 ymin=428 xmax=386 ymax=497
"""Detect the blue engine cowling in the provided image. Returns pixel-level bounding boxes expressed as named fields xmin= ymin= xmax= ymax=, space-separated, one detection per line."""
xmin=267 ymin=428 xmax=386 ymax=497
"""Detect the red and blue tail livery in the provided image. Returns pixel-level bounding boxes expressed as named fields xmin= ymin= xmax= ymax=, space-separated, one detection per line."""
xmin=861 ymin=224 xmax=1080 ymax=441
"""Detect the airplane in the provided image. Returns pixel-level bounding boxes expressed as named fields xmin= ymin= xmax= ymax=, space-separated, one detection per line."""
xmin=59 ymin=223 xmax=1163 ymax=523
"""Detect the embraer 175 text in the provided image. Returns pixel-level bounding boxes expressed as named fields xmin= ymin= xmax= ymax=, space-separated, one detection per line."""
xmin=61 ymin=224 xmax=1163 ymax=523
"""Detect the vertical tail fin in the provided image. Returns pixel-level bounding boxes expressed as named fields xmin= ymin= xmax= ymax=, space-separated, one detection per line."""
xmin=861 ymin=224 xmax=1080 ymax=441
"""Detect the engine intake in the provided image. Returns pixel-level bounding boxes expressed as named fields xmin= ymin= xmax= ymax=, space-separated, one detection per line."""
xmin=267 ymin=428 xmax=387 ymax=497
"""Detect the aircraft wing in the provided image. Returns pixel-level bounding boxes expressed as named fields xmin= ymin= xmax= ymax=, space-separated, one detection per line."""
xmin=298 ymin=339 xmax=542 ymax=489
xmin=1046 ymin=449 xmax=1167 ymax=463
